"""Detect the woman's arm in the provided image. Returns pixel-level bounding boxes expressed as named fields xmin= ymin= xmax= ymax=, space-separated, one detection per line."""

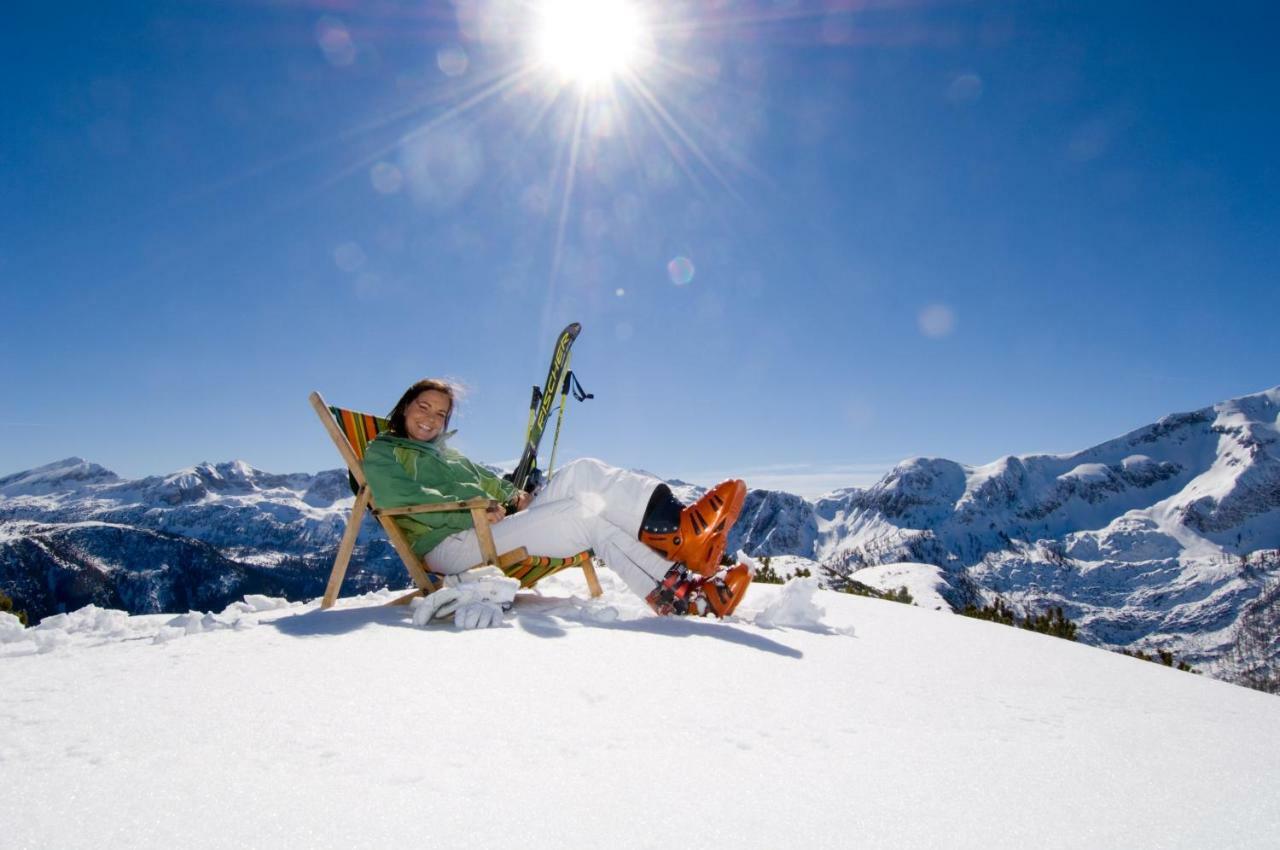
xmin=469 ymin=460 xmax=519 ymax=506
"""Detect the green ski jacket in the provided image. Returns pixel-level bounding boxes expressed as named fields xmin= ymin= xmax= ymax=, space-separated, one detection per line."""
xmin=362 ymin=433 xmax=518 ymax=557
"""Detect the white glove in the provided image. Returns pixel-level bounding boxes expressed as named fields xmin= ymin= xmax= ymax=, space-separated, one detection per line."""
xmin=412 ymin=587 xmax=466 ymax=626
xmin=454 ymin=600 xmax=504 ymax=630
xmin=444 ymin=571 xmax=520 ymax=608
xmin=411 ymin=573 xmax=520 ymax=627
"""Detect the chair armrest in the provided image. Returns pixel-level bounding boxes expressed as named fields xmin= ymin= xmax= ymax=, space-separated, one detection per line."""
xmin=375 ymin=497 xmax=503 ymax=566
xmin=375 ymin=497 xmax=498 ymax=518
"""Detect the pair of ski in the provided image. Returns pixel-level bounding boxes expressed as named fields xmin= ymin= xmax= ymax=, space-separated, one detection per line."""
xmin=508 ymin=322 xmax=592 ymax=497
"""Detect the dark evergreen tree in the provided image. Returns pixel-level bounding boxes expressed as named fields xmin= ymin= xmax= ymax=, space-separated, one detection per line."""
xmin=0 ymin=589 xmax=27 ymax=627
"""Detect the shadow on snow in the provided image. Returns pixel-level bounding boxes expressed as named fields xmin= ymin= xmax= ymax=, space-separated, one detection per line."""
xmin=269 ymin=592 xmax=811 ymax=659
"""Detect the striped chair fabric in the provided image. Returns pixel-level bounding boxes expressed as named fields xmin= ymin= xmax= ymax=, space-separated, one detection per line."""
xmin=328 ymin=406 xmax=389 ymax=462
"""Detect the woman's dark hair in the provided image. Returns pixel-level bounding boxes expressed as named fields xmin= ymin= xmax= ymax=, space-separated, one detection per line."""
xmin=387 ymin=378 xmax=457 ymax=438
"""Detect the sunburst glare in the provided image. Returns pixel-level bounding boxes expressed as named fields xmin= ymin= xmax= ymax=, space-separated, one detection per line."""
xmin=534 ymin=0 xmax=650 ymax=89
xmin=245 ymin=0 xmax=860 ymax=335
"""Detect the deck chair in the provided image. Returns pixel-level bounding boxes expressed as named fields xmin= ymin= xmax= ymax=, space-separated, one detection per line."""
xmin=309 ymin=391 xmax=603 ymax=609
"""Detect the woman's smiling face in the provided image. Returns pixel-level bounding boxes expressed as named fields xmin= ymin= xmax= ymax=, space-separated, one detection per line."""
xmin=402 ymin=389 xmax=451 ymax=442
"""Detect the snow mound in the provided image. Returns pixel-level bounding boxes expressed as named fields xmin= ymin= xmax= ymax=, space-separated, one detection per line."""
xmin=1122 ymin=454 xmax=1156 ymax=471
xmin=753 ymin=576 xmax=853 ymax=635
xmin=36 ymin=604 xmax=135 ymax=638
xmin=1059 ymin=462 xmax=1112 ymax=483
xmin=226 ymin=594 xmax=293 ymax=614
xmin=154 ymin=596 xmax=297 ymax=643
xmin=0 ymin=595 xmax=309 ymax=656
xmin=160 ymin=611 xmax=221 ymax=637
xmin=0 ymin=610 xmax=26 ymax=643
xmin=739 ymin=550 xmax=843 ymax=631
xmin=0 ymin=604 xmax=153 ymax=654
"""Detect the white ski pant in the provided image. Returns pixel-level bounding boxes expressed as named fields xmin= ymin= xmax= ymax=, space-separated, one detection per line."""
xmin=424 ymin=458 xmax=674 ymax=599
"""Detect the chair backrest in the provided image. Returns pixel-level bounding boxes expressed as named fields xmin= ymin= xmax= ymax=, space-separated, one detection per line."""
xmin=308 ymin=392 xmax=390 ymax=495
xmin=329 ymin=407 xmax=389 ymax=461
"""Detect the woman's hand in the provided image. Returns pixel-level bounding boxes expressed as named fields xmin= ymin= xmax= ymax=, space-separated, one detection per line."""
xmin=491 ymin=491 xmax=530 ymax=523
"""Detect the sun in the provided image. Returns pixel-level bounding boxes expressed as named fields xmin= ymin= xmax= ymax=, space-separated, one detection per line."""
xmin=534 ymin=0 xmax=648 ymax=88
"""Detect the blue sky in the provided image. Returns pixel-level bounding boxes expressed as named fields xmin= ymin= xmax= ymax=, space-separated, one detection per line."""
xmin=3 ymin=0 xmax=1278 ymax=496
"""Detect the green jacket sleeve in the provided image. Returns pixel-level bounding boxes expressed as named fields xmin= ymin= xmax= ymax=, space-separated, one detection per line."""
xmin=471 ymin=458 xmax=519 ymax=503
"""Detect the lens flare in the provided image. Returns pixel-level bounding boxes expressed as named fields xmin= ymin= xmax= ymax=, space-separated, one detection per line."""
xmin=918 ymin=304 xmax=956 ymax=338
xmin=334 ymin=242 xmax=367 ymax=272
xmin=315 ymin=17 xmax=356 ymax=67
xmin=370 ymin=162 xmax=403 ymax=194
xmin=436 ymin=45 xmax=469 ymax=78
xmin=667 ymin=256 xmax=695 ymax=286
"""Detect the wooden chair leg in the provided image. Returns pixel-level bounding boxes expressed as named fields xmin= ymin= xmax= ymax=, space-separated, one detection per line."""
xmin=470 ymin=506 xmax=500 ymax=566
xmin=322 ymin=485 xmax=371 ymax=609
xmin=581 ymin=559 xmax=603 ymax=598
xmin=376 ymin=514 xmax=441 ymax=595
xmin=389 ymin=588 xmax=424 ymax=606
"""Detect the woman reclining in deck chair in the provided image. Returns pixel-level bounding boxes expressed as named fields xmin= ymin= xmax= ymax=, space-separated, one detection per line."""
xmin=361 ymin=378 xmax=753 ymax=628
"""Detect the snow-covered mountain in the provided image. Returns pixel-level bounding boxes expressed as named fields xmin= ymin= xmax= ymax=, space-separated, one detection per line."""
xmin=0 ymin=459 xmax=390 ymax=622
xmin=2 ymin=387 xmax=1278 ymax=686
xmin=726 ymin=386 xmax=1280 ymax=681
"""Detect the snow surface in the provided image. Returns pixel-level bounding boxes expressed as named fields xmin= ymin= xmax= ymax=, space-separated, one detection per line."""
xmin=849 ymin=561 xmax=951 ymax=611
xmin=1122 ymin=454 xmax=1157 ymax=471
xmin=3 ymin=573 xmax=1278 ymax=850
xmin=758 ymin=553 xmax=818 ymax=572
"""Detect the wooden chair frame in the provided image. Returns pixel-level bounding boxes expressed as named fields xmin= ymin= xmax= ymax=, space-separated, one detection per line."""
xmin=309 ymin=391 xmax=602 ymax=609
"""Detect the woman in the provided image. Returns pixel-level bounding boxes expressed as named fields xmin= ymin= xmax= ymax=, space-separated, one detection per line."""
xmin=362 ymin=378 xmax=751 ymax=627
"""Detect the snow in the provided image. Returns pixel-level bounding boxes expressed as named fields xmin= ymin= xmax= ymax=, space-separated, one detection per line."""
xmin=0 ymin=611 xmax=25 ymax=642
xmin=1068 ymin=514 xmax=1184 ymax=563
xmin=0 ymin=457 xmax=114 ymax=496
xmin=3 ymin=574 xmax=1279 ymax=850
xmin=1059 ymin=462 xmax=1112 ymax=483
xmin=785 ymin=386 xmax=1280 ymax=672
xmin=0 ymin=521 xmax=29 ymax=544
xmin=760 ymin=553 xmax=822 ymax=579
xmin=850 ymin=561 xmax=952 ymax=610
xmin=1122 ymin=454 xmax=1156 ymax=470
xmin=752 ymin=576 xmax=849 ymax=632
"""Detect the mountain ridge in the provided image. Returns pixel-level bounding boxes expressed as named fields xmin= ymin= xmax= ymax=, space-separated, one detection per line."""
xmin=3 ymin=386 xmax=1278 ymax=687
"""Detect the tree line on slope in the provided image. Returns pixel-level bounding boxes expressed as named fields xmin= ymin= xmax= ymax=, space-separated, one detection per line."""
xmin=750 ymin=556 xmax=915 ymax=605
xmin=1222 ymin=576 xmax=1280 ymax=694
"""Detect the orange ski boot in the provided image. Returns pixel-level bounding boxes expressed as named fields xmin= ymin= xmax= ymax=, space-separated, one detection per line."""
xmin=702 ymin=564 xmax=753 ymax=618
xmin=639 ymin=479 xmax=747 ymax=577
xmin=645 ymin=563 xmax=753 ymax=619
